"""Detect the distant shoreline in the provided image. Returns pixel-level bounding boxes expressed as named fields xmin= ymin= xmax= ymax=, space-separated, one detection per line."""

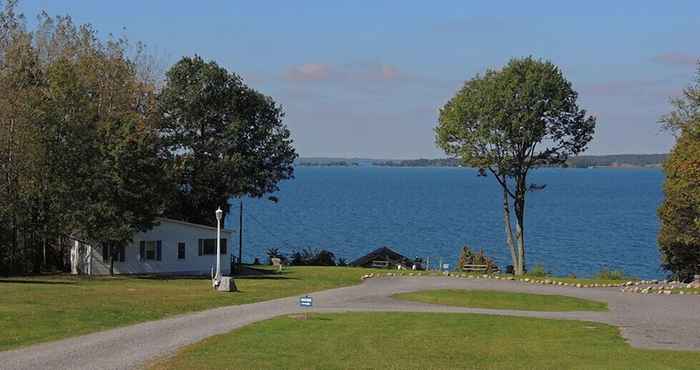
xmin=296 ymin=154 xmax=667 ymax=169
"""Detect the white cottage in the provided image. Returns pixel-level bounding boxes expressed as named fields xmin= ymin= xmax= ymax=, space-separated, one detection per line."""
xmin=70 ymin=218 xmax=234 ymax=275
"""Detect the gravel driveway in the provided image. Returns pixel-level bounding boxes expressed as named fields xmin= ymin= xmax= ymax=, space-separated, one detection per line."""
xmin=1 ymin=276 xmax=699 ymax=370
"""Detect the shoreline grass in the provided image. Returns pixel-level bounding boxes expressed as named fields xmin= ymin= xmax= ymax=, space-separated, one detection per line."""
xmin=379 ymin=270 xmax=638 ymax=286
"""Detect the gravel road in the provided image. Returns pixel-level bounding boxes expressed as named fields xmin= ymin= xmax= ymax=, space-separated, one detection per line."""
xmin=1 ymin=276 xmax=699 ymax=370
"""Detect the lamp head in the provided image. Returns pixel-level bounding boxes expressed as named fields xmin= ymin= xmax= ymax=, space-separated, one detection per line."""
xmin=215 ymin=207 xmax=223 ymax=221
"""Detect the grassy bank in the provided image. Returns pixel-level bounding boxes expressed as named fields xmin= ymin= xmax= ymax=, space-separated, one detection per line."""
xmin=393 ymin=289 xmax=608 ymax=311
xmin=382 ymin=270 xmax=636 ymax=286
xmin=0 ymin=266 xmax=371 ymax=351
xmin=150 ymin=312 xmax=700 ymax=370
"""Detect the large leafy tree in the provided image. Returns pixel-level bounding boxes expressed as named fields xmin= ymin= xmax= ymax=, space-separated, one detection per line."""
xmin=0 ymin=1 xmax=169 ymax=274
xmin=158 ymin=56 xmax=297 ymax=226
xmin=0 ymin=1 xmax=46 ymax=273
xmin=39 ymin=16 xmax=169 ymax=275
xmin=435 ymin=57 xmax=596 ymax=275
xmin=658 ymin=64 xmax=700 ymax=280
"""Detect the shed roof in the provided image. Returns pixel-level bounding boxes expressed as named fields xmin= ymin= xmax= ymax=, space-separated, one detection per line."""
xmin=350 ymin=246 xmax=410 ymax=266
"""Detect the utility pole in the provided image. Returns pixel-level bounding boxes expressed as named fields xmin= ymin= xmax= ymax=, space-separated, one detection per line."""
xmin=238 ymin=199 xmax=243 ymax=272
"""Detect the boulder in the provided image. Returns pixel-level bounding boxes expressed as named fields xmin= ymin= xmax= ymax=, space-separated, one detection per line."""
xmin=216 ymin=276 xmax=237 ymax=292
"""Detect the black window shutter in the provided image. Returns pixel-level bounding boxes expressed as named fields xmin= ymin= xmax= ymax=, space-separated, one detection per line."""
xmin=156 ymin=241 xmax=162 ymax=261
xmin=221 ymin=239 xmax=227 ymax=255
xmin=102 ymin=245 xmax=109 ymax=263
xmin=119 ymin=245 xmax=125 ymax=262
xmin=139 ymin=241 xmax=145 ymax=262
xmin=198 ymin=239 xmax=203 ymax=256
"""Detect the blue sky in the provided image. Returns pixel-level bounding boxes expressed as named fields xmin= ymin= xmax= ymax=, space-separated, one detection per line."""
xmin=18 ymin=0 xmax=700 ymax=158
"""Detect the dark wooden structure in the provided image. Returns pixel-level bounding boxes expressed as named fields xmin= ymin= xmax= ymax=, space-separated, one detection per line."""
xmin=350 ymin=246 xmax=412 ymax=269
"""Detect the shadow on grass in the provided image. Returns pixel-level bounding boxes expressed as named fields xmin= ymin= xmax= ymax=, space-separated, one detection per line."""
xmin=134 ymin=273 xmax=296 ymax=281
xmin=135 ymin=275 xmax=212 ymax=281
xmin=0 ymin=279 xmax=76 ymax=285
xmin=236 ymin=275 xmax=297 ymax=281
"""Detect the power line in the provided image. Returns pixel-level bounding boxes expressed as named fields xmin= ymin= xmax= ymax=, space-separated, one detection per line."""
xmin=245 ymin=211 xmax=294 ymax=249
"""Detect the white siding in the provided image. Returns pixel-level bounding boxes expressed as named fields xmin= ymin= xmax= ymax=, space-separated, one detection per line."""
xmin=86 ymin=219 xmax=233 ymax=275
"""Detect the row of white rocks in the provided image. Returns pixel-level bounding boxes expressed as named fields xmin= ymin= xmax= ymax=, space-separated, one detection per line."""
xmin=359 ymin=272 xmax=700 ymax=295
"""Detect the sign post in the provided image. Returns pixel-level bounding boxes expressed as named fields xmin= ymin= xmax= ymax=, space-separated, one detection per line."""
xmin=299 ymin=295 xmax=313 ymax=320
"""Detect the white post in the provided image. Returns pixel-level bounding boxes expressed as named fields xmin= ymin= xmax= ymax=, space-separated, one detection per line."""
xmin=215 ymin=207 xmax=223 ymax=283
xmin=71 ymin=240 xmax=79 ymax=275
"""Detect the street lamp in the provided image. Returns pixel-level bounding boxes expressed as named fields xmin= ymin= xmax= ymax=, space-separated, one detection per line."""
xmin=215 ymin=207 xmax=223 ymax=286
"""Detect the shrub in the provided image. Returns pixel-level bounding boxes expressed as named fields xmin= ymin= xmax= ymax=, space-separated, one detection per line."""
xmin=528 ymin=264 xmax=548 ymax=277
xmin=290 ymin=248 xmax=336 ymax=266
xmin=594 ymin=266 xmax=627 ymax=281
xmin=458 ymin=245 xmax=498 ymax=273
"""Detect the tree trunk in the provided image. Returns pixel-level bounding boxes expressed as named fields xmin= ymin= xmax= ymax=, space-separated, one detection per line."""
xmin=513 ymin=176 xmax=527 ymax=275
xmin=514 ymin=210 xmax=525 ymax=275
xmin=502 ymin=188 xmax=518 ymax=272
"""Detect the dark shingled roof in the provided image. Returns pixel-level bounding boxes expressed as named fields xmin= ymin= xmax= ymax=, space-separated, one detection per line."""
xmin=350 ymin=246 xmax=411 ymax=267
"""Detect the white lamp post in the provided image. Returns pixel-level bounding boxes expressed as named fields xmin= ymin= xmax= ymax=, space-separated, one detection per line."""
xmin=215 ymin=207 xmax=223 ymax=284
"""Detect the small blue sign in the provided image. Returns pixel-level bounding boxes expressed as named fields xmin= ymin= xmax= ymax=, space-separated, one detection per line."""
xmin=299 ymin=295 xmax=313 ymax=307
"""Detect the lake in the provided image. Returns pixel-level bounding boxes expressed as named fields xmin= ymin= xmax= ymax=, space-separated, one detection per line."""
xmin=228 ymin=166 xmax=665 ymax=279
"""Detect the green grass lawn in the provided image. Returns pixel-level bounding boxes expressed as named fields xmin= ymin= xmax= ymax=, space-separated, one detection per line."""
xmin=392 ymin=289 xmax=608 ymax=312
xmin=149 ymin=312 xmax=700 ymax=370
xmin=0 ymin=266 xmax=372 ymax=351
xmin=672 ymin=287 xmax=700 ymax=294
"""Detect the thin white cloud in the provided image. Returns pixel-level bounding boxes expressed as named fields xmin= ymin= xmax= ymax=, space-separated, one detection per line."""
xmin=283 ymin=62 xmax=403 ymax=83
xmin=651 ymin=52 xmax=698 ymax=67
xmin=285 ymin=63 xmax=333 ymax=81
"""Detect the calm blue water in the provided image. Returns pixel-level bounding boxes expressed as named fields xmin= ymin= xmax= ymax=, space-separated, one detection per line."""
xmin=227 ymin=167 xmax=665 ymax=279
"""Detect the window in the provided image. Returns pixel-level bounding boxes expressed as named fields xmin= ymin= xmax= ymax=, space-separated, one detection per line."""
xmin=198 ymin=239 xmax=227 ymax=256
xmin=102 ymin=245 xmax=125 ymax=263
xmin=139 ymin=240 xmax=162 ymax=261
xmin=177 ymin=242 xmax=186 ymax=260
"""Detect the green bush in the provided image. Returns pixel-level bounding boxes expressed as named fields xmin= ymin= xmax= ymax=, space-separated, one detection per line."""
xmin=594 ymin=267 xmax=627 ymax=281
xmin=290 ymin=248 xmax=336 ymax=266
xmin=528 ymin=264 xmax=548 ymax=277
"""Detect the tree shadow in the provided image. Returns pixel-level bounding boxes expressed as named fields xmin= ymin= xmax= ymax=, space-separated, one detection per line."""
xmin=0 ymin=279 xmax=76 ymax=285
xmin=236 ymin=275 xmax=297 ymax=281
xmin=134 ymin=271 xmax=296 ymax=281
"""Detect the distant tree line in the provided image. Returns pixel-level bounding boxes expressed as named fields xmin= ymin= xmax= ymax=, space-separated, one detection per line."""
xmin=0 ymin=1 xmax=296 ymax=275
xmin=566 ymin=154 xmax=667 ymax=168
xmin=297 ymin=160 xmax=359 ymax=167
xmin=373 ymin=158 xmax=461 ymax=167
xmin=372 ymin=155 xmax=666 ymax=168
